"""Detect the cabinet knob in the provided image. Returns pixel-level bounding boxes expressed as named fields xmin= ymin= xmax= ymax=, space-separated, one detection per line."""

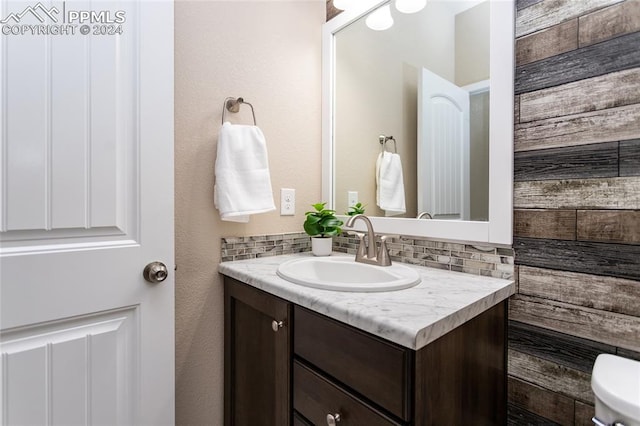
xmin=271 ymin=320 xmax=283 ymax=332
xmin=326 ymin=413 xmax=341 ymax=425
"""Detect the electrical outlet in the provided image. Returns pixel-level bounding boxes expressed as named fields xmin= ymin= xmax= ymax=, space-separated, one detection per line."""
xmin=280 ymin=188 xmax=295 ymax=215
xmin=348 ymin=191 xmax=358 ymax=207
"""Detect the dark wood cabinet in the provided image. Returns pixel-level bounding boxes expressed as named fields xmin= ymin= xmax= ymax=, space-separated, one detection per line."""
xmin=224 ymin=277 xmax=292 ymax=426
xmin=294 ymin=306 xmax=411 ymax=422
xmin=293 ymin=361 xmax=401 ymax=426
xmin=224 ymin=275 xmax=506 ymax=426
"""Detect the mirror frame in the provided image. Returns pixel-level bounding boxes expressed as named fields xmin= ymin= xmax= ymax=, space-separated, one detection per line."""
xmin=322 ymin=0 xmax=514 ymax=245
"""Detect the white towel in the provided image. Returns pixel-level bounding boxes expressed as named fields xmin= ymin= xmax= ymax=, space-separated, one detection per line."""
xmin=214 ymin=122 xmax=276 ymax=222
xmin=376 ymin=151 xmax=406 ymax=216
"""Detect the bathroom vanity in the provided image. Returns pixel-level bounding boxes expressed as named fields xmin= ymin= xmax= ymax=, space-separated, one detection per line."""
xmin=221 ymin=253 xmax=515 ymax=426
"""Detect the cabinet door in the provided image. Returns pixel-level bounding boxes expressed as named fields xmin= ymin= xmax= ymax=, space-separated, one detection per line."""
xmin=224 ymin=277 xmax=292 ymax=426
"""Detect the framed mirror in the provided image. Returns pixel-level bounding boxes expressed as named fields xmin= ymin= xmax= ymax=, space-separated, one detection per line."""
xmin=322 ymin=0 xmax=514 ymax=245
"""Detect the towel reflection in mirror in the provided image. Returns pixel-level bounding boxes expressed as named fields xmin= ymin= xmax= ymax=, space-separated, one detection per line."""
xmin=376 ymin=135 xmax=406 ymax=216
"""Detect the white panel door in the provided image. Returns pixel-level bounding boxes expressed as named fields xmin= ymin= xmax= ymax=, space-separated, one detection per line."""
xmin=0 ymin=0 xmax=174 ymax=424
xmin=417 ymin=68 xmax=470 ymax=220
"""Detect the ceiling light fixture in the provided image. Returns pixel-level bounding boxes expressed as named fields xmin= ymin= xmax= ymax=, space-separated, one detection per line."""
xmin=333 ymin=0 xmax=348 ymax=11
xmin=395 ymin=0 xmax=427 ymax=14
xmin=365 ymin=4 xmax=394 ymax=31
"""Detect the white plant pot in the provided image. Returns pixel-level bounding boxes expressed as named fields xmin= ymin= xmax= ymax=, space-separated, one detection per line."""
xmin=311 ymin=237 xmax=333 ymax=256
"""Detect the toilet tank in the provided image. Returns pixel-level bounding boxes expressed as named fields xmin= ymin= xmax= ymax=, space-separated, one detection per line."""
xmin=591 ymin=354 xmax=640 ymax=426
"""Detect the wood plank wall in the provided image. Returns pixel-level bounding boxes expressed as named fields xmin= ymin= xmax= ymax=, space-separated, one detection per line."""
xmin=512 ymin=0 xmax=640 ymax=424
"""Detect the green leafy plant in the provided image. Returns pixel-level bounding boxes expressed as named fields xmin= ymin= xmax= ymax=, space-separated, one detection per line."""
xmin=346 ymin=202 xmax=365 ymax=216
xmin=304 ymin=202 xmax=343 ymax=237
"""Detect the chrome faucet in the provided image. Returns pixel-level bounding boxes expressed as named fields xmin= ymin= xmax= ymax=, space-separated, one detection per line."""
xmin=417 ymin=211 xmax=432 ymax=219
xmin=343 ymin=214 xmax=392 ymax=266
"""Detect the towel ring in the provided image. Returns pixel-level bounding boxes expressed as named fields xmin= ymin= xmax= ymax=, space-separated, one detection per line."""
xmin=222 ymin=97 xmax=257 ymax=125
xmin=379 ymin=135 xmax=397 ymax=153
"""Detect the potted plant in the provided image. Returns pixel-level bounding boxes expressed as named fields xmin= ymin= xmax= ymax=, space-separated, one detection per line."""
xmin=304 ymin=202 xmax=343 ymax=256
xmin=346 ymin=202 xmax=365 ymax=216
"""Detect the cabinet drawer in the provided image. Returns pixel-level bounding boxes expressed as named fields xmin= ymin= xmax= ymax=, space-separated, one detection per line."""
xmin=293 ymin=411 xmax=313 ymax=426
xmin=294 ymin=361 xmax=402 ymax=426
xmin=294 ymin=306 xmax=411 ymax=421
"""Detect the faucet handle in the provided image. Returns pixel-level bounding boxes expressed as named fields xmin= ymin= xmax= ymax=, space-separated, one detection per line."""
xmin=350 ymin=232 xmax=368 ymax=261
xmin=376 ymin=235 xmax=393 ymax=266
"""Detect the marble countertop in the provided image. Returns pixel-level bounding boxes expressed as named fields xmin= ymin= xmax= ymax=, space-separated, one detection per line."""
xmin=218 ymin=252 xmax=515 ymax=350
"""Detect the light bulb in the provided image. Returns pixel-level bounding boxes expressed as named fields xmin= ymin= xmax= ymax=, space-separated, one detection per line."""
xmin=365 ymin=4 xmax=394 ymax=31
xmin=333 ymin=0 xmax=348 ymax=10
xmin=395 ymin=0 xmax=426 ymax=14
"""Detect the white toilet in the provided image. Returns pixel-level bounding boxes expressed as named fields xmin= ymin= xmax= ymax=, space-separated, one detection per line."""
xmin=591 ymin=354 xmax=640 ymax=426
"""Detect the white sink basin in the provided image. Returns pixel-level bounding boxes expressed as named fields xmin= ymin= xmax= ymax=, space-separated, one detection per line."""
xmin=276 ymin=256 xmax=421 ymax=292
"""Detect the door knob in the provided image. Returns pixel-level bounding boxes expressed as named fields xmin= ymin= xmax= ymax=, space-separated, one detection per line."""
xmin=143 ymin=261 xmax=168 ymax=283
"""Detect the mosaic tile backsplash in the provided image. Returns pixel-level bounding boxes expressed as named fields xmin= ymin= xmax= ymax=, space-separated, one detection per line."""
xmin=221 ymin=232 xmax=311 ymax=262
xmin=221 ymin=232 xmax=514 ymax=280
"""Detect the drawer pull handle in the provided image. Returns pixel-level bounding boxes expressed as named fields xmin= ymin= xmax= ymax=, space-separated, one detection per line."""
xmin=592 ymin=418 xmax=625 ymax=426
xmin=326 ymin=413 xmax=341 ymax=425
xmin=271 ymin=320 xmax=284 ymax=332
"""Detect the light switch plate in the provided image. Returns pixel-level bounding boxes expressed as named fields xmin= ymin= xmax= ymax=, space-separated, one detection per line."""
xmin=280 ymin=188 xmax=295 ymax=215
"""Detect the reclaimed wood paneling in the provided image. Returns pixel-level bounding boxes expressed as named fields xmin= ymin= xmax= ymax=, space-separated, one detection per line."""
xmin=509 ymin=294 xmax=640 ymax=352
xmin=514 ymin=177 xmax=640 ymax=209
xmin=508 ymin=403 xmax=562 ymax=426
xmin=509 ymin=321 xmax=615 ymax=373
xmin=508 ymin=376 xmax=574 ymax=425
xmin=516 ymin=0 xmax=543 ymax=12
xmin=515 ymin=0 xmax=623 ymax=37
xmin=515 ymin=31 xmax=640 ymax=94
xmin=511 ymin=1 xmax=640 ymax=423
xmin=514 ymin=209 xmax=576 ymax=240
xmin=618 ymin=348 xmax=640 ymax=361
xmin=620 ymin=139 xmax=640 ymax=176
xmin=577 ymin=210 xmax=640 ymax=244
xmin=508 ymin=349 xmax=594 ymax=403
xmin=519 ymin=68 xmax=640 ymax=122
xmin=516 ymin=19 xmax=577 ymax=66
xmin=514 ymin=237 xmax=640 ymax=280
xmin=519 ymin=265 xmax=640 ymax=317
xmin=574 ymin=402 xmax=595 ymax=426
xmin=514 ymin=94 xmax=520 ymax=123
xmin=514 ymin=142 xmax=619 ymax=181
xmin=514 ymin=104 xmax=640 ymax=152
xmin=579 ymin=0 xmax=640 ymax=47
